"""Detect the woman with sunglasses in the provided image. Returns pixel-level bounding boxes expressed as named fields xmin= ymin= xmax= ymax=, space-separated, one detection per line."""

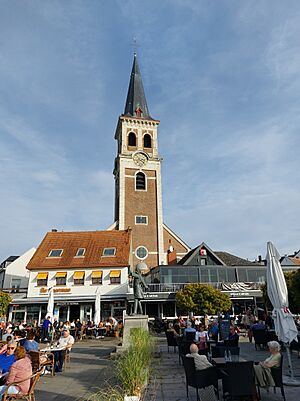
xmin=0 ymin=341 xmax=17 ymax=374
xmin=0 ymin=346 xmax=32 ymax=395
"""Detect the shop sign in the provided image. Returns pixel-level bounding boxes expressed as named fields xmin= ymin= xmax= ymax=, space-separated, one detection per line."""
xmin=40 ymin=287 xmax=71 ymax=294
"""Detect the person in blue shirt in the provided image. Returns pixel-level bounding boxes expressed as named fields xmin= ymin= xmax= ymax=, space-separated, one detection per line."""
xmin=0 ymin=341 xmax=17 ymax=373
xmin=23 ymin=331 xmax=39 ymax=353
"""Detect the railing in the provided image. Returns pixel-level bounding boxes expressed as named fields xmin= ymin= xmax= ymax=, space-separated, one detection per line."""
xmin=146 ymin=282 xmax=263 ymax=293
xmin=1 ymin=288 xmax=28 ymax=294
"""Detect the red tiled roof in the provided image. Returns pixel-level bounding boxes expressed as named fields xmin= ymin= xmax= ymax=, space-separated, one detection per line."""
xmin=290 ymin=257 xmax=300 ymax=265
xmin=27 ymin=230 xmax=131 ymax=270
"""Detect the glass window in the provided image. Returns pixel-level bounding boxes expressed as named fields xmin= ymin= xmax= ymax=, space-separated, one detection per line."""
xmin=227 ymin=269 xmax=236 ymax=282
xmin=136 ymin=172 xmax=146 ymax=190
xmin=218 ymin=268 xmax=227 ymax=282
xmin=55 ymin=273 xmax=67 ymax=286
xmin=200 ymin=268 xmax=209 ymax=282
xmin=200 ymin=258 xmax=207 ymax=266
xmin=209 ymin=268 xmax=218 ymax=283
xmin=247 ymin=269 xmax=265 ymax=283
xmin=103 ymin=248 xmax=116 ymax=256
xmin=48 ymin=249 xmax=63 ymax=257
xmin=136 ymin=246 xmax=148 ymax=260
xmin=91 ymin=271 xmax=103 ymax=285
xmin=135 ymin=216 xmax=148 ymax=224
xmin=237 ymin=268 xmax=248 ymax=282
xmin=26 ymin=305 xmax=40 ymax=324
xmin=73 ymin=272 xmax=85 ymax=286
xmin=110 ymin=272 xmax=121 ymax=285
xmin=11 ymin=278 xmax=21 ymax=289
xmin=76 ymin=248 xmax=85 ymax=257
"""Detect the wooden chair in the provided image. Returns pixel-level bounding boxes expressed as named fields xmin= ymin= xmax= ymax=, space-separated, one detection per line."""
xmin=63 ymin=348 xmax=71 ymax=370
xmin=29 ymin=351 xmax=55 ymax=376
xmin=2 ymin=368 xmax=43 ymax=401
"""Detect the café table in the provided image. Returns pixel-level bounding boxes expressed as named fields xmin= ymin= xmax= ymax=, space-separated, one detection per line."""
xmin=41 ymin=346 xmax=66 ymax=372
xmin=212 ymin=356 xmax=247 ymax=367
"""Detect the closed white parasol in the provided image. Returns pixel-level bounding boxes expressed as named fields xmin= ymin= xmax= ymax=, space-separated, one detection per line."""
xmin=46 ymin=287 xmax=54 ymax=321
xmin=94 ymin=287 xmax=101 ymax=326
xmin=266 ymin=241 xmax=299 ymax=385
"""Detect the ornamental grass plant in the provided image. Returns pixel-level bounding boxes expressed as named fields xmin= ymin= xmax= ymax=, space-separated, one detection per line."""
xmin=84 ymin=328 xmax=155 ymax=401
xmin=117 ymin=328 xmax=155 ymax=397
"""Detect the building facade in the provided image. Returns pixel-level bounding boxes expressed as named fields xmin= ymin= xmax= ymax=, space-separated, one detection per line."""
xmin=8 ymin=230 xmax=132 ymax=323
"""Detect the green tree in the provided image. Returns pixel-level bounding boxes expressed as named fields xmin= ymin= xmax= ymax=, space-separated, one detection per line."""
xmin=175 ymin=283 xmax=232 ymax=315
xmin=262 ymin=270 xmax=300 ymax=313
xmin=0 ymin=291 xmax=12 ymax=318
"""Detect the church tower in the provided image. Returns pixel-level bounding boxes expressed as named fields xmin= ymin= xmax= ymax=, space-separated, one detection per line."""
xmin=112 ymin=54 xmax=190 ymax=269
xmin=113 ymin=54 xmax=165 ymax=268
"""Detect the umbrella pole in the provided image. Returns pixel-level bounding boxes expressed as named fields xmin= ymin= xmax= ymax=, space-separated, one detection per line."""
xmin=283 ymin=343 xmax=300 ymax=386
xmin=285 ymin=343 xmax=295 ymax=379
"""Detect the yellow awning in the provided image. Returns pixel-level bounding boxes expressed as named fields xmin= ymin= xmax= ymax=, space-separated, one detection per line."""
xmin=55 ymin=272 xmax=67 ymax=278
xmin=91 ymin=271 xmax=103 ymax=278
xmin=37 ymin=272 xmax=48 ymax=280
xmin=74 ymin=271 xmax=85 ymax=280
xmin=110 ymin=270 xmax=121 ymax=278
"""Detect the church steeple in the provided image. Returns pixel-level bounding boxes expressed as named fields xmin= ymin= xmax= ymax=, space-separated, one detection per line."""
xmin=124 ymin=53 xmax=152 ymax=120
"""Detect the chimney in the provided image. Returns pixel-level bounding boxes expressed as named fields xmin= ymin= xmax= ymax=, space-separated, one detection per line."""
xmin=258 ymin=255 xmax=262 ymax=262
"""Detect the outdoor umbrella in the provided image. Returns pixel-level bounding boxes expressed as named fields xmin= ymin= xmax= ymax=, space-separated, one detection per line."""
xmin=46 ymin=287 xmax=54 ymax=321
xmin=266 ymin=241 xmax=299 ymax=384
xmin=94 ymin=287 xmax=101 ymax=326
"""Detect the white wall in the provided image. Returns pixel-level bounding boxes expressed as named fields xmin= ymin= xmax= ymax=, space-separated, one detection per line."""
xmin=27 ymin=266 xmax=129 ymax=298
xmin=3 ymin=247 xmax=36 ymax=289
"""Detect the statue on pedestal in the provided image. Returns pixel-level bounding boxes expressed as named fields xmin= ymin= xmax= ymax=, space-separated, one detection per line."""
xmin=129 ymin=263 xmax=148 ymax=315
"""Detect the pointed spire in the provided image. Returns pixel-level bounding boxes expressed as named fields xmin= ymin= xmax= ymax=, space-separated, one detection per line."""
xmin=124 ymin=53 xmax=152 ymax=119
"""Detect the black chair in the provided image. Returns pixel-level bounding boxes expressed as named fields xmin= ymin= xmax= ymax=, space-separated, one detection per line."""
xmin=222 ymin=361 xmax=256 ymax=400
xmin=270 ymin=355 xmax=286 ymax=401
xmin=185 ymin=331 xmax=196 ymax=342
xmin=165 ymin=331 xmax=178 ymax=353
xmin=211 ymin=345 xmax=239 ymax=359
xmin=182 ymin=356 xmax=219 ymax=401
xmin=177 ymin=339 xmax=192 ymax=365
xmin=253 ymin=329 xmax=267 ymax=350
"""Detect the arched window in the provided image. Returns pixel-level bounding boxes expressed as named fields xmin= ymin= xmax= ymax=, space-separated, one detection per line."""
xmin=128 ymin=132 xmax=137 ymax=147
xmin=136 ymin=172 xmax=146 ymax=190
xmin=143 ymin=134 xmax=152 ymax=148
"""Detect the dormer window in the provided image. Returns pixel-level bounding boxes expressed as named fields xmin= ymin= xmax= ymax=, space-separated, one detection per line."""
xmin=143 ymin=134 xmax=152 ymax=148
xmin=128 ymin=132 xmax=137 ymax=147
xmin=76 ymin=248 xmax=85 ymax=257
xmin=103 ymin=247 xmax=116 ymax=256
xmin=48 ymin=249 xmax=63 ymax=257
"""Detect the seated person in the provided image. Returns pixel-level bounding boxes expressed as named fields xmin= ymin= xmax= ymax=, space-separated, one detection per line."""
xmin=208 ymin=320 xmax=219 ymax=342
xmin=0 ymin=336 xmax=13 ymax=355
xmin=252 ymin=320 xmax=266 ymax=331
xmin=2 ymin=328 xmax=13 ymax=342
xmin=0 ymin=346 xmax=32 ymax=396
xmin=184 ymin=322 xmax=196 ymax=340
xmin=186 ymin=343 xmax=212 ymax=370
xmin=23 ymin=331 xmax=39 ymax=353
xmin=225 ymin=325 xmax=239 ymax=347
xmin=195 ymin=325 xmax=209 ymax=350
xmin=0 ymin=341 xmax=17 ymax=374
xmin=254 ymin=341 xmax=281 ymax=387
xmin=54 ymin=330 xmax=75 ymax=372
xmin=166 ymin=322 xmax=179 ymax=338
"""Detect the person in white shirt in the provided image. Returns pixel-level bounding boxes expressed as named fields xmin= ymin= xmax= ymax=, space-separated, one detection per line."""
xmin=58 ymin=330 xmax=74 ymax=350
xmin=54 ymin=330 xmax=74 ymax=372
xmin=186 ymin=343 xmax=212 ymax=370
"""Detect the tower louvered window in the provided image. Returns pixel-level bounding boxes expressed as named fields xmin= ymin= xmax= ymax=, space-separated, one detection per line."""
xmin=128 ymin=132 xmax=137 ymax=147
xmin=136 ymin=172 xmax=146 ymax=190
xmin=143 ymin=134 xmax=152 ymax=148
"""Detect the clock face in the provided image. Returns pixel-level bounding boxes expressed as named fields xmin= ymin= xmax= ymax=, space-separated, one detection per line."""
xmin=133 ymin=152 xmax=147 ymax=167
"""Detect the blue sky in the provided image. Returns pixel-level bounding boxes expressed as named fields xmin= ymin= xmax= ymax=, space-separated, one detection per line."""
xmin=1 ymin=0 xmax=300 ymax=261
